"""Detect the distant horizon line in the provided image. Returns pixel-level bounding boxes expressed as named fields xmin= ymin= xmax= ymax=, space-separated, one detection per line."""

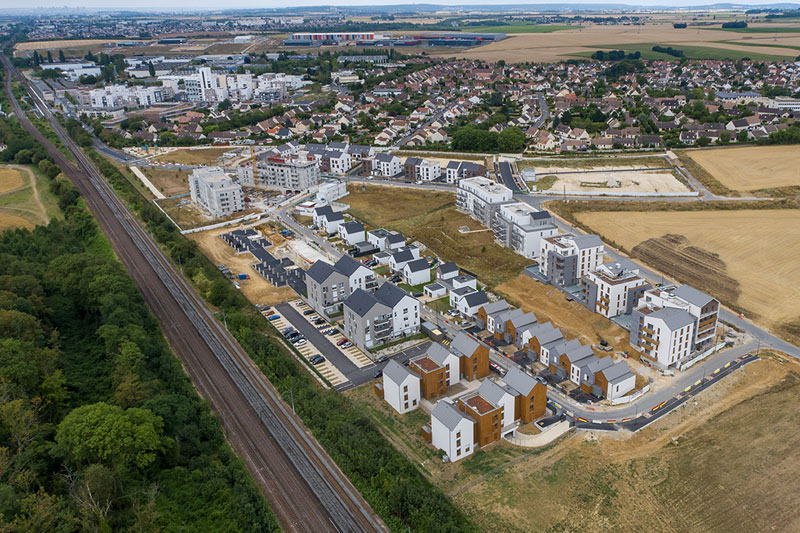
xmin=3 ymin=1 xmax=800 ymax=16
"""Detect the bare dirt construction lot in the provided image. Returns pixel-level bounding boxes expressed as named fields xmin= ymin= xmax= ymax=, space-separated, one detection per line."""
xmin=0 ymin=165 xmax=61 ymax=231
xmin=529 ymin=166 xmax=689 ymax=194
xmin=345 ymin=184 xmax=529 ymax=287
xmin=430 ymin=22 xmax=800 ymax=62
xmin=453 ymin=356 xmax=800 ymax=533
xmin=575 ymin=209 xmax=800 ymax=344
xmin=189 ymin=225 xmax=296 ymax=306
xmin=153 ymin=147 xmax=236 ymax=166
xmin=684 ymin=146 xmax=800 ymax=192
xmin=495 ymin=274 xmax=638 ymax=356
xmin=141 ymin=167 xmax=191 ymax=197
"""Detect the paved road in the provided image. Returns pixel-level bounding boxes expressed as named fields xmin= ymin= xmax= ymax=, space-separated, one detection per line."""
xmin=578 ymin=353 xmax=758 ymax=431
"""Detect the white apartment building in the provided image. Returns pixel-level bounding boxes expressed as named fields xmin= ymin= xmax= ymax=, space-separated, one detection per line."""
xmin=492 ymin=202 xmax=558 ymax=259
xmin=456 ymin=177 xmax=513 ymax=226
xmin=89 ymin=85 xmax=169 ymax=108
xmin=630 ymin=305 xmax=695 ymax=368
xmin=371 ymin=153 xmax=402 ymax=177
xmin=159 ymin=68 xmax=307 ymax=102
xmin=253 ymin=152 xmax=320 ymax=191
xmin=430 ymin=400 xmax=475 ymax=462
xmin=381 ymin=360 xmax=421 ymax=414
xmin=581 ymin=262 xmax=650 ymax=318
xmin=539 ymin=233 xmax=604 ymax=287
xmin=635 ymin=285 xmax=720 ymax=350
xmin=189 ymin=167 xmax=244 ymax=218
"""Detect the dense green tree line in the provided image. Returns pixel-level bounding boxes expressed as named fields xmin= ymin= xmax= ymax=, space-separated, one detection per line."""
xmin=0 ymin=100 xmax=279 ymax=530
xmin=451 ymin=124 xmax=525 ymax=153
xmin=85 ymin=145 xmax=478 ymax=531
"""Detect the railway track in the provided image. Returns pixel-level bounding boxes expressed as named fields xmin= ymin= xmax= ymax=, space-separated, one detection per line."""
xmin=1 ymin=54 xmax=386 ymax=533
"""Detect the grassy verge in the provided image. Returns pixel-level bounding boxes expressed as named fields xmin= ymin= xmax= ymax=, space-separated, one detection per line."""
xmin=518 ymin=155 xmax=666 ymax=169
xmin=428 ymin=296 xmax=452 ymax=314
xmin=346 ymin=184 xmax=528 ymax=287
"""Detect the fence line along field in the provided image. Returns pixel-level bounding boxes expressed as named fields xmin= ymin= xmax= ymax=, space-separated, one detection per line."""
xmin=574 ymin=209 xmax=800 ymax=344
xmin=684 ymin=146 xmax=800 ymax=192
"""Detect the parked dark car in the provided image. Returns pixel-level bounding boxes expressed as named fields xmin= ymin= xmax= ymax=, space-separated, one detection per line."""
xmin=373 ymin=370 xmax=383 ymax=379
xmin=303 ymin=309 xmax=315 ymax=316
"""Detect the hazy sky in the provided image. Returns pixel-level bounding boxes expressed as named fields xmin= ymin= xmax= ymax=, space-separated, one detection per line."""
xmin=8 ymin=0 xmax=793 ymax=11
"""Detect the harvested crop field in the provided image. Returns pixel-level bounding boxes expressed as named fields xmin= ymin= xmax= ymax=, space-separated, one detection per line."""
xmin=0 ymin=167 xmax=25 ymax=193
xmin=430 ymin=22 xmax=800 ymax=62
xmin=684 ymin=146 xmax=800 ymax=192
xmin=454 ymin=357 xmax=800 ymax=533
xmin=575 ymin=209 xmax=800 ymax=342
xmin=528 ymin=166 xmax=689 ymax=194
xmin=345 ymin=184 xmax=529 ymax=287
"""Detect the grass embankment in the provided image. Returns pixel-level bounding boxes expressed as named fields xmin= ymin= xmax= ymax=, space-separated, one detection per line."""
xmin=517 ymin=155 xmax=667 ymax=170
xmin=345 ymin=184 xmax=530 ymax=287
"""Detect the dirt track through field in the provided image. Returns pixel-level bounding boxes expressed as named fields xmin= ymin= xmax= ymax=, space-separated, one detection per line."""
xmin=0 ymin=165 xmax=48 ymax=230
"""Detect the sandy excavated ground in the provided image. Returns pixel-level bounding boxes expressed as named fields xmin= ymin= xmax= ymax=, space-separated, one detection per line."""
xmin=534 ymin=167 xmax=689 ymax=194
xmin=190 ymin=225 xmax=296 ymax=306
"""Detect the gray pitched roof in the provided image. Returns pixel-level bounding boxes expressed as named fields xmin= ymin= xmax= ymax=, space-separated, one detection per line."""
xmin=477 ymin=380 xmax=508 ymax=406
xmin=509 ymin=311 xmax=537 ymax=328
xmin=450 ymin=331 xmax=480 ymax=358
xmin=432 ymin=400 xmax=473 ymax=431
xmin=405 ymin=258 xmax=429 ymax=273
xmin=503 ymin=366 xmax=538 ymax=396
xmin=391 ymin=249 xmax=415 ymax=263
xmin=463 ymin=291 xmax=488 ymax=307
xmin=334 ymin=255 xmax=364 ymax=277
xmin=386 ymin=232 xmax=405 ymax=244
xmin=374 ymin=282 xmax=411 ymax=308
xmin=438 ymin=261 xmax=458 ymax=274
xmin=529 ymin=322 xmax=563 ymax=345
xmin=305 ymin=260 xmax=336 ymax=284
xmin=383 ymin=359 xmax=416 ymax=385
xmin=672 ymin=285 xmax=715 ymax=307
xmin=426 ymin=343 xmax=453 ymax=366
xmin=481 ymin=300 xmax=510 ymax=315
xmin=374 ymin=152 xmax=397 ymax=163
xmin=572 ymin=234 xmax=603 ymax=250
xmin=600 ymin=361 xmax=634 ymax=383
xmin=368 ymin=228 xmax=391 ymax=239
xmin=551 ymin=338 xmax=583 ymax=358
xmin=585 ymin=356 xmax=614 ymax=374
xmin=650 ymin=307 xmax=695 ymax=330
xmin=314 ymin=205 xmax=335 ymax=217
xmin=344 ymin=289 xmax=380 ymax=317
xmin=340 ymin=221 xmax=364 ymax=234
xmin=563 ymin=343 xmax=594 ymax=364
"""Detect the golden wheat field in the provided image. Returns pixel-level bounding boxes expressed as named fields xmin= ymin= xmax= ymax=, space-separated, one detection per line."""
xmin=685 ymin=146 xmax=800 ymax=191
